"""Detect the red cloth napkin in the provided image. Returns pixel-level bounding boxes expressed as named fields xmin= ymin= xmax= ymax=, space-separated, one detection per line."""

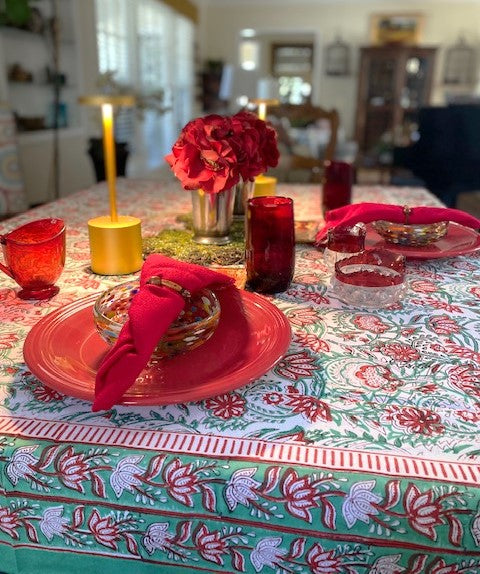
xmin=315 ymin=203 xmax=480 ymax=244
xmin=92 ymin=254 xmax=235 ymax=411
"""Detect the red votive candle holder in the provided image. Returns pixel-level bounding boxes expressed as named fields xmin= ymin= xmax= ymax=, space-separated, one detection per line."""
xmin=246 ymin=196 xmax=295 ymax=294
xmin=323 ymin=224 xmax=366 ymax=275
xmin=322 ymin=160 xmax=354 ymax=214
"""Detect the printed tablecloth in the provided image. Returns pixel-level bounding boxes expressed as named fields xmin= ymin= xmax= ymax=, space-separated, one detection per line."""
xmin=1 ymin=179 xmax=480 ymax=573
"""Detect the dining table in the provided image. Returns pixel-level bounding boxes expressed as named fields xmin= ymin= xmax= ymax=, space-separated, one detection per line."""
xmin=1 ymin=178 xmax=480 ymax=574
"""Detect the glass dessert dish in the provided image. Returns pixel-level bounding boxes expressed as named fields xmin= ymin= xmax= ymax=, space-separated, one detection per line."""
xmin=93 ymin=280 xmax=220 ymax=359
xmin=331 ymin=249 xmax=407 ymax=308
xmin=372 ymin=220 xmax=449 ymax=246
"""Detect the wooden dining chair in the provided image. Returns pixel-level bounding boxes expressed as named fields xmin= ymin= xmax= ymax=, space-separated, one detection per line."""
xmin=270 ymin=104 xmax=340 ymax=183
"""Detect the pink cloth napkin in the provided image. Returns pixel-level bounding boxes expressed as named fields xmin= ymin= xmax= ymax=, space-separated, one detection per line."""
xmin=93 ymin=254 xmax=235 ymax=411
xmin=315 ymin=203 xmax=480 ymax=244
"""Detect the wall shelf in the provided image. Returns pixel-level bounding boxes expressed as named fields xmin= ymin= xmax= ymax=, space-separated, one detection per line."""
xmin=17 ymin=127 xmax=84 ymax=143
xmin=0 ymin=0 xmax=90 ymax=205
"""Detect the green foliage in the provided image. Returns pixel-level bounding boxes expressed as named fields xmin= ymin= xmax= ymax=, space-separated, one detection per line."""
xmin=0 ymin=0 xmax=31 ymax=27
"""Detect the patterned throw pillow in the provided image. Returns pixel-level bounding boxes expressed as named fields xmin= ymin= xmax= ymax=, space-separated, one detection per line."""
xmin=0 ymin=102 xmax=28 ymax=218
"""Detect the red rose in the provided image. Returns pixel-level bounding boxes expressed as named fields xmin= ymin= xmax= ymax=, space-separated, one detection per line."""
xmin=256 ymin=116 xmax=280 ymax=170
xmin=165 ymin=114 xmax=240 ymax=193
xmin=231 ymin=111 xmax=279 ymax=178
xmin=165 ymin=112 xmax=279 ymax=193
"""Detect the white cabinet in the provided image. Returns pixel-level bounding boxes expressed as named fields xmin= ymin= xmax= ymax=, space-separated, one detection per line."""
xmin=0 ymin=0 xmax=95 ymax=205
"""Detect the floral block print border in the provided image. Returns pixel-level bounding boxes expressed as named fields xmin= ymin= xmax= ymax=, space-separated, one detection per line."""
xmin=1 ymin=438 xmax=480 ymax=571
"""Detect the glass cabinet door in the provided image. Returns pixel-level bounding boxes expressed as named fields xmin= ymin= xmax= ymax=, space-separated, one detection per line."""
xmin=367 ymin=55 xmax=397 ymax=106
xmin=355 ymin=46 xmax=437 ymax=166
xmin=403 ymin=54 xmax=432 ymax=110
xmin=361 ymin=52 xmax=399 ymax=157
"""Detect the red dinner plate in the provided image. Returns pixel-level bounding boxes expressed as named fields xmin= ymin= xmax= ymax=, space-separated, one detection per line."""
xmin=23 ymin=289 xmax=291 ymax=406
xmin=365 ymin=222 xmax=480 ymax=259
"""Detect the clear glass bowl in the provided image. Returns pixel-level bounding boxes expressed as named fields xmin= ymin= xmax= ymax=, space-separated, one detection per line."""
xmin=93 ymin=280 xmax=220 ymax=359
xmin=331 ymin=249 xmax=407 ymax=308
xmin=372 ymin=220 xmax=449 ymax=246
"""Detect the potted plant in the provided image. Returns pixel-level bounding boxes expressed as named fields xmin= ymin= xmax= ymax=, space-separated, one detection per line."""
xmin=0 ymin=0 xmax=31 ymax=28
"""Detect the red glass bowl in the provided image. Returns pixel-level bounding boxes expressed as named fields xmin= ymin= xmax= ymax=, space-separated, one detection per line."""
xmin=93 ymin=280 xmax=220 ymax=359
xmin=332 ymin=249 xmax=407 ymax=308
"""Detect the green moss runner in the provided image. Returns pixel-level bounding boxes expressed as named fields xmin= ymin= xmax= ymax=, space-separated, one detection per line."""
xmin=142 ymin=215 xmax=245 ymax=266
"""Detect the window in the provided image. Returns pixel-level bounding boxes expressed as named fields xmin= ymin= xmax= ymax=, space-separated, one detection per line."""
xmin=239 ymin=40 xmax=259 ymax=71
xmin=95 ymin=0 xmax=129 ymax=82
xmin=271 ymin=43 xmax=313 ymax=104
xmin=239 ymin=29 xmax=259 ymax=71
xmin=95 ymin=0 xmax=195 ymax=172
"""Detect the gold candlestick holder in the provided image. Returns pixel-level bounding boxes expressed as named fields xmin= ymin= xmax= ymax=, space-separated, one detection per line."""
xmin=79 ymin=94 xmax=143 ymax=275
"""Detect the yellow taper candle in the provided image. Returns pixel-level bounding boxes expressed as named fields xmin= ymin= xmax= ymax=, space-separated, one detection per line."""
xmin=250 ymin=98 xmax=279 ymax=120
xmin=101 ymin=103 xmax=118 ymax=222
xmin=249 ymin=98 xmax=279 ymax=196
xmin=88 ymin=215 xmax=143 ymax=275
xmin=257 ymin=102 xmax=267 ymax=121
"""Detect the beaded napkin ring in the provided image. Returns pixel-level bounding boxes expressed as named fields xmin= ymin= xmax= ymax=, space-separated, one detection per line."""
xmin=403 ymin=205 xmax=412 ymax=224
xmin=146 ymin=276 xmax=192 ymax=299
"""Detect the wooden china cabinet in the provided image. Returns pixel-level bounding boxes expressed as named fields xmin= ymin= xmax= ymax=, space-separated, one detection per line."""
xmin=355 ymin=45 xmax=437 ymax=169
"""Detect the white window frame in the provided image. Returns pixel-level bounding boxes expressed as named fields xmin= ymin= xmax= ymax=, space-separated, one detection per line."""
xmin=95 ymin=0 xmax=195 ymax=173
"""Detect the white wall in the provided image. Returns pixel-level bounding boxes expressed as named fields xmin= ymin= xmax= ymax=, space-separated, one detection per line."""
xmin=196 ymin=0 xmax=480 ymax=138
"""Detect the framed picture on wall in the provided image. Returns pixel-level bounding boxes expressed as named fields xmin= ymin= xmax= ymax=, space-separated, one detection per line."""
xmin=271 ymin=43 xmax=314 ymax=76
xmin=369 ymin=13 xmax=424 ymax=46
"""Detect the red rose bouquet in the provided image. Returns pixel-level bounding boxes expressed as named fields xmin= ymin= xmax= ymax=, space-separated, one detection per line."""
xmin=165 ymin=111 xmax=279 ymax=194
xmin=230 ymin=111 xmax=279 ymax=181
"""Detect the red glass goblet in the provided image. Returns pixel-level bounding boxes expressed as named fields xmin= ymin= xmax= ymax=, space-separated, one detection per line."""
xmin=0 ymin=218 xmax=66 ymax=299
xmin=322 ymin=160 xmax=354 ymax=214
xmin=245 ymin=196 xmax=295 ymax=294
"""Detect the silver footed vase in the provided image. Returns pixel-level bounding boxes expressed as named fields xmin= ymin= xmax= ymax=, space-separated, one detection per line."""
xmin=191 ymin=187 xmax=236 ymax=245
xmin=233 ymin=178 xmax=255 ymax=217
